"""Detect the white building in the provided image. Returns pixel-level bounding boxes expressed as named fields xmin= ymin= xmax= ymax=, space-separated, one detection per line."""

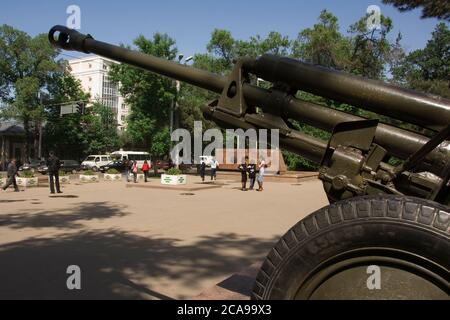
xmin=68 ymin=55 xmax=129 ymax=131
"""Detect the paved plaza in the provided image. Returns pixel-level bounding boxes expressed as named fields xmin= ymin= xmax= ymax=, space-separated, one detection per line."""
xmin=0 ymin=175 xmax=328 ymax=299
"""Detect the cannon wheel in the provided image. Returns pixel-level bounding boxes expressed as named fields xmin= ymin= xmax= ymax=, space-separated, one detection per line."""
xmin=251 ymin=195 xmax=450 ymax=300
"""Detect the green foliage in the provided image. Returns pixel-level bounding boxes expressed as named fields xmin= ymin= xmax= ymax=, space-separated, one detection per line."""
xmin=347 ymin=14 xmax=394 ymax=79
xmin=44 ymin=100 xmax=120 ymax=159
xmin=292 ymin=10 xmax=351 ymax=69
xmin=59 ymin=170 xmax=68 ymax=176
xmin=0 ymin=25 xmax=60 ymax=157
xmin=283 ymin=151 xmax=318 ymax=171
xmin=20 ymin=170 xmax=35 ymax=178
xmin=166 ymin=168 xmax=182 ymax=176
xmin=106 ymin=168 xmax=120 ymax=174
xmin=150 ymin=127 xmax=170 ymax=157
xmin=82 ymin=170 xmax=96 ymax=176
xmin=382 ymin=0 xmax=450 ymax=21
xmin=109 ymin=33 xmax=177 ymax=156
xmin=392 ymin=23 xmax=450 ymax=98
xmin=83 ymin=102 xmax=120 ymax=154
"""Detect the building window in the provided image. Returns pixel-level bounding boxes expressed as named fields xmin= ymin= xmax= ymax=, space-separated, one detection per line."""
xmin=101 ymin=75 xmax=119 ymax=109
xmin=121 ymin=115 xmax=126 ymax=121
xmin=121 ymin=103 xmax=126 ymax=110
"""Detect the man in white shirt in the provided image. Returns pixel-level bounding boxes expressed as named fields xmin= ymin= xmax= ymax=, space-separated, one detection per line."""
xmin=210 ymin=158 xmax=219 ymax=181
xmin=257 ymin=159 xmax=266 ymax=191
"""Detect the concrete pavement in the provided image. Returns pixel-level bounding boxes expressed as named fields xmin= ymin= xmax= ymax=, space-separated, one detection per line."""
xmin=0 ymin=175 xmax=329 ymax=299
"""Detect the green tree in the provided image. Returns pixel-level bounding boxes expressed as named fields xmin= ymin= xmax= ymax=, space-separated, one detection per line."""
xmin=0 ymin=25 xmax=60 ymax=158
xmin=109 ymin=33 xmax=177 ymax=158
xmin=83 ymin=102 xmax=120 ymax=155
xmin=44 ymin=101 xmax=120 ymax=160
xmin=393 ymin=22 xmax=450 ymax=98
xmin=292 ymin=10 xmax=351 ymax=69
xmin=347 ymin=14 xmax=394 ymax=79
xmin=383 ymin=0 xmax=450 ymax=21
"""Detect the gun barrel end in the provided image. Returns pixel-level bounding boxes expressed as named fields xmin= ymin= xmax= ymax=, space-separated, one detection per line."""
xmin=48 ymin=25 xmax=92 ymax=53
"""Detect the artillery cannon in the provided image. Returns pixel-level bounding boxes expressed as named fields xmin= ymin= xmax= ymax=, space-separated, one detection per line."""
xmin=49 ymin=26 xmax=450 ymax=300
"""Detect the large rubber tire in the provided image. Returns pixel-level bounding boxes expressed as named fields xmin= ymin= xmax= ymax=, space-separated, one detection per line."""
xmin=251 ymin=195 xmax=450 ymax=300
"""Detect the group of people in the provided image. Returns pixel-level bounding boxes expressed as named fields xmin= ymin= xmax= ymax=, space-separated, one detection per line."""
xmin=123 ymin=158 xmax=151 ymax=183
xmin=238 ymin=157 xmax=266 ymax=192
xmin=2 ymin=151 xmax=62 ymax=194
xmin=2 ymin=153 xmax=155 ymax=195
xmin=3 ymin=153 xmax=267 ymax=193
xmin=199 ymin=158 xmax=220 ymax=182
xmin=198 ymin=156 xmax=266 ymax=192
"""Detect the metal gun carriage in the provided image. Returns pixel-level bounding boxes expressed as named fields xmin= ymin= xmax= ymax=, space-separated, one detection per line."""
xmin=48 ymin=26 xmax=450 ymax=300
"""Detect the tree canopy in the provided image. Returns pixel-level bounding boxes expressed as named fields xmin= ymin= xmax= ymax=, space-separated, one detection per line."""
xmin=383 ymin=0 xmax=450 ymax=21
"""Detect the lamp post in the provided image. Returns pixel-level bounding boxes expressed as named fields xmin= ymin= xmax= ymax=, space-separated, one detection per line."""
xmin=170 ymin=54 xmax=193 ymax=167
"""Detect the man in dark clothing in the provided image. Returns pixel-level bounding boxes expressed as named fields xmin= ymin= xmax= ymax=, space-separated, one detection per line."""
xmin=123 ymin=157 xmax=130 ymax=182
xmin=2 ymin=159 xmax=20 ymax=192
xmin=238 ymin=157 xmax=249 ymax=191
xmin=199 ymin=161 xmax=206 ymax=182
xmin=47 ymin=151 xmax=62 ymax=194
xmin=248 ymin=160 xmax=257 ymax=190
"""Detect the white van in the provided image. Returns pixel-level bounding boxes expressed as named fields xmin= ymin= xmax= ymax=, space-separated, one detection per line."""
xmin=111 ymin=151 xmax=151 ymax=167
xmin=81 ymin=155 xmax=112 ymax=171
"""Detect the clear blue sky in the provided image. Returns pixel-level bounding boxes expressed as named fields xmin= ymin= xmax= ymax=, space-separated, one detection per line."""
xmin=1 ymin=0 xmax=447 ymax=59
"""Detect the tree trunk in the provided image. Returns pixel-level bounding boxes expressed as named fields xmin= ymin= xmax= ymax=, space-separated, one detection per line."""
xmin=23 ymin=119 xmax=31 ymax=162
xmin=33 ymin=120 xmax=40 ymax=160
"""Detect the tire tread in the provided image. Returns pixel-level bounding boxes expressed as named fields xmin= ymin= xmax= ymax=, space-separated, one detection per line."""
xmin=251 ymin=195 xmax=450 ymax=300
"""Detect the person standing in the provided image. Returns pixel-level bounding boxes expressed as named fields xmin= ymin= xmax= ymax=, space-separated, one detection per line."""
xmin=131 ymin=161 xmax=138 ymax=183
xmin=238 ymin=157 xmax=249 ymax=191
xmin=248 ymin=159 xmax=257 ymax=190
xmin=123 ymin=157 xmax=130 ymax=182
xmin=2 ymin=159 xmax=19 ymax=192
xmin=257 ymin=158 xmax=266 ymax=192
xmin=210 ymin=158 xmax=219 ymax=181
xmin=199 ymin=160 xmax=206 ymax=182
xmin=142 ymin=160 xmax=150 ymax=183
xmin=47 ymin=151 xmax=62 ymax=194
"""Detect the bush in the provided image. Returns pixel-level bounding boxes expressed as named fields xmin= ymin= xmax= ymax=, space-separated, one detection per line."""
xmin=107 ymin=169 xmax=120 ymax=174
xmin=59 ymin=171 xmax=68 ymax=176
xmin=82 ymin=170 xmax=96 ymax=176
xmin=166 ymin=168 xmax=182 ymax=176
xmin=20 ymin=170 xmax=35 ymax=178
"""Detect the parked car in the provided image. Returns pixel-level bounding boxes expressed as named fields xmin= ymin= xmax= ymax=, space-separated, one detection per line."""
xmin=81 ymin=155 xmax=112 ymax=171
xmin=99 ymin=160 xmax=127 ymax=173
xmin=38 ymin=160 xmax=81 ymax=175
xmin=19 ymin=159 xmax=45 ymax=173
xmin=60 ymin=160 xmax=82 ymax=174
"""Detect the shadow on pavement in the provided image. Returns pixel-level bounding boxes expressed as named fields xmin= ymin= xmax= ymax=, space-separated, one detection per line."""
xmin=0 ymin=202 xmax=129 ymax=229
xmin=49 ymin=195 xmax=79 ymax=199
xmin=0 ymin=229 xmax=278 ymax=300
xmin=0 ymin=200 xmax=26 ymax=204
